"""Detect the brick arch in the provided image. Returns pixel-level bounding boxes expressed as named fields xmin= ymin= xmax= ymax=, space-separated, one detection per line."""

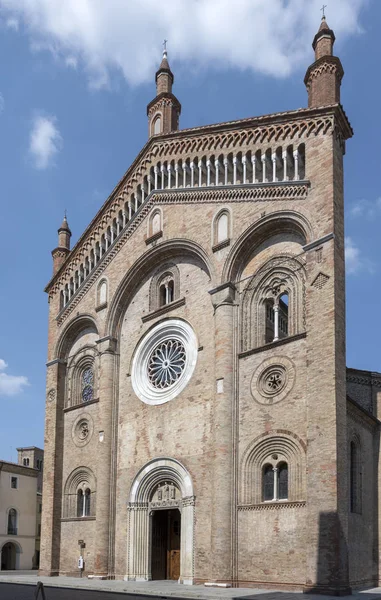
xmin=55 ymin=314 xmax=99 ymax=360
xmin=222 ymin=210 xmax=313 ymax=285
xmin=105 ymin=239 xmax=215 ymax=341
xmin=240 ymin=430 xmax=306 ymax=504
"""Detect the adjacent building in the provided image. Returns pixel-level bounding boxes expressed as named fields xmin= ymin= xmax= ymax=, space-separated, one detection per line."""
xmin=40 ymin=16 xmax=379 ymax=593
xmin=0 ymin=460 xmax=38 ymax=570
xmin=17 ymin=447 xmax=44 ymax=569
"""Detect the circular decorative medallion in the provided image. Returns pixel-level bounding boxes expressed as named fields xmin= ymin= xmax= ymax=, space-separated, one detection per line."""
xmin=47 ymin=388 xmax=56 ymax=402
xmin=72 ymin=413 xmax=94 ymax=447
xmin=251 ymin=356 xmax=295 ymax=406
xmin=131 ymin=319 xmax=198 ymax=405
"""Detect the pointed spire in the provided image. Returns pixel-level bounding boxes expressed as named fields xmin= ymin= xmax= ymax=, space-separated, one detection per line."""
xmin=155 ymin=41 xmax=174 ymax=94
xmin=313 ymin=14 xmax=336 ymax=59
xmin=59 ymin=213 xmax=71 ymax=234
xmin=147 ymin=42 xmax=181 ymax=138
xmin=52 ymin=212 xmax=72 ymax=275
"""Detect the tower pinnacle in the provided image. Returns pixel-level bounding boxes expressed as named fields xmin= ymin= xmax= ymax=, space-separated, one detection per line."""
xmin=52 ymin=213 xmax=72 ymax=275
xmin=304 ymin=15 xmax=344 ymax=108
xmin=147 ymin=43 xmax=181 ymax=138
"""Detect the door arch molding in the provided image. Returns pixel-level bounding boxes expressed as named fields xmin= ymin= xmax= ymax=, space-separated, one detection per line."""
xmin=126 ymin=457 xmax=195 ymax=584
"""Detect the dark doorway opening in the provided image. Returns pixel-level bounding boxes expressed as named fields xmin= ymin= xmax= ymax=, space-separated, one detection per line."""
xmin=1 ymin=542 xmax=17 ymax=570
xmin=151 ymin=509 xmax=181 ymax=580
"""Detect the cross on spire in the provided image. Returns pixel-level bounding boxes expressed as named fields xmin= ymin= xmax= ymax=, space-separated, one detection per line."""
xmin=163 ymin=39 xmax=168 ymax=57
xmin=321 ymin=4 xmax=327 ymax=18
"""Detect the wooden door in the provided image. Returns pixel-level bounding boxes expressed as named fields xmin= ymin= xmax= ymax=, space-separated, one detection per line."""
xmin=168 ymin=549 xmax=180 ymax=580
xmin=167 ymin=510 xmax=181 ymax=580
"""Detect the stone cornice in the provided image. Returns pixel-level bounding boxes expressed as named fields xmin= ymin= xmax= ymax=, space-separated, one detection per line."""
xmin=45 ymin=104 xmax=351 ymax=295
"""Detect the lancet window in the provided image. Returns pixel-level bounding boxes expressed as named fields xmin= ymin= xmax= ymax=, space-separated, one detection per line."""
xmin=350 ymin=438 xmax=362 ymax=514
xmin=149 ymin=264 xmax=180 ymax=313
xmin=7 ymin=508 xmax=17 ymax=535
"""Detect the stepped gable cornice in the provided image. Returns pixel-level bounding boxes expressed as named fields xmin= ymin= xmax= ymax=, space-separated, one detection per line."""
xmin=45 ymin=104 xmax=352 ymax=294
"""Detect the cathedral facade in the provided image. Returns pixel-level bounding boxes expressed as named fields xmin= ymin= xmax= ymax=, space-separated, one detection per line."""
xmin=40 ymin=18 xmax=379 ymax=593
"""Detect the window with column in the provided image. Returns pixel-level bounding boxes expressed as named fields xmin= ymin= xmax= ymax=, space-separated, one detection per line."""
xmin=149 ymin=264 xmax=180 ymax=313
xmin=159 ymin=275 xmax=174 ymax=307
xmin=63 ymin=467 xmax=96 ymax=519
xmin=262 ymin=461 xmax=288 ymax=502
xmin=265 ymin=293 xmax=289 ymax=344
xmin=77 ymin=487 xmax=92 ymax=517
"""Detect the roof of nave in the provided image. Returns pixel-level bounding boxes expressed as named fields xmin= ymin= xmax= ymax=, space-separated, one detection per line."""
xmin=45 ymin=102 xmax=353 ymax=294
xmin=347 ymin=366 xmax=381 ymax=382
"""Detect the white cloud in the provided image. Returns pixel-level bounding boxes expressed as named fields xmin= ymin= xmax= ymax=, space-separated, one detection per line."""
xmin=0 ymin=0 xmax=369 ymax=88
xmin=349 ymin=198 xmax=381 ymax=219
xmin=6 ymin=16 xmax=19 ymax=31
xmin=345 ymin=236 xmax=374 ymax=276
xmin=0 ymin=359 xmax=29 ymax=397
xmin=345 ymin=237 xmax=361 ymax=274
xmin=29 ymin=115 xmax=62 ymax=170
xmin=65 ymin=55 xmax=78 ymax=69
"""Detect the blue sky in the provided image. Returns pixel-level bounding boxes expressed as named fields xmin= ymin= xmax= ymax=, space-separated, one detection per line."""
xmin=0 ymin=0 xmax=379 ymax=460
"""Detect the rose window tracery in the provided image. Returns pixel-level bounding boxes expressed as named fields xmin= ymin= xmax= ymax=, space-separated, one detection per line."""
xmin=264 ymin=371 xmax=284 ymax=394
xmin=131 ymin=319 xmax=198 ymax=405
xmin=148 ymin=339 xmax=186 ymax=389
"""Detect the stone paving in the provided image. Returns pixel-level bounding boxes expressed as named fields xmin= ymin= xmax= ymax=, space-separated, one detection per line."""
xmin=0 ymin=573 xmax=381 ymax=600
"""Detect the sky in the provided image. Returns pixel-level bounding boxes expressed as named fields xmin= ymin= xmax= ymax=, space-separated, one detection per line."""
xmin=0 ymin=0 xmax=379 ymax=460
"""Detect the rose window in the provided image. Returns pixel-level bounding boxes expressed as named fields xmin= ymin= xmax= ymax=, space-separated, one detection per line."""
xmin=259 ymin=366 xmax=287 ymax=397
xmin=148 ymin=339 xmax=186 ymax=389
xmin=131 ymin=319 xmax=198 ymax=405
xmin=265 ymin=372 xmax=283 ymax=393
xmin=82 ymin=368 xmax=94 ymax=402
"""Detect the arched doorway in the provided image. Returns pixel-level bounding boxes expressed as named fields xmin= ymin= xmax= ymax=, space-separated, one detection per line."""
xmin=1 ymin=542 xmax=18 ymax=570
xmin=127 ymin=458 xmax=195 ymax=584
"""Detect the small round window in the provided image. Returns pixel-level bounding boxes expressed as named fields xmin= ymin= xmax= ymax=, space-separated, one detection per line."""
xmin=131 ymin=319 xmax=197 ymax=405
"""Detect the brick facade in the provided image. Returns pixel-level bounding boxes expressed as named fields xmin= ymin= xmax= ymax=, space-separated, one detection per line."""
xmin=40 ymin=18 xmax=379 ymax=593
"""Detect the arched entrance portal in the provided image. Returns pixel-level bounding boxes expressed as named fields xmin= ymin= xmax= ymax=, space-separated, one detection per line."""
xmin=127 ymin=458 xmax=195 ymax=584
xmin=1 ymin=542 xmax=19 ymax=570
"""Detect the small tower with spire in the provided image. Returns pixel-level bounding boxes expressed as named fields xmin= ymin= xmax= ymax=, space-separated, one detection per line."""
xmin=51 ymin=214 xmax=71 ymax=275
xmin=147 ymin=42 xmax=181 ymax=137
xmin=304 ymin=14 xmax=344 ymax=108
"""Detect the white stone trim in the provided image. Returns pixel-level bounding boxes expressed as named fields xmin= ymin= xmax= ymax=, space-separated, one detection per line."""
xmin=131 ymin=319 xmax=198 ymax=405
xmin=126 ymin=458 xmax=195 ymax=584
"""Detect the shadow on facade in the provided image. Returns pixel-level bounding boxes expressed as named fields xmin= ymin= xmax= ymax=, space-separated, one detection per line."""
xmin=234 ymin=503 xmax=380 ymax=598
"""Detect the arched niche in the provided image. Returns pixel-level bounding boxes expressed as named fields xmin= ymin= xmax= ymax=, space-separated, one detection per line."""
xmin=55 ymin=315 xmax=99 ymax=361
xmin=223 ymin=211 xmax=313 ymax=284
xmin=106 ymin=239 xmax=215 ymax=341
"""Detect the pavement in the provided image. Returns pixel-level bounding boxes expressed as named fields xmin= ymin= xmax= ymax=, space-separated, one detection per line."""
xmin=1 ymin=572 xmax=381 ymax=600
